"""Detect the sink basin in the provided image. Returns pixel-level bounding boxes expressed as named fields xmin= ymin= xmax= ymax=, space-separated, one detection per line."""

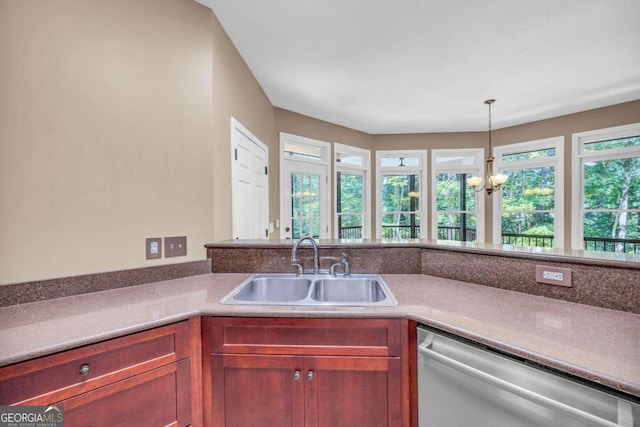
xmin=311 ymin=278 xmax=386 ymax=303
xmin=219 ymin=273 xmax=397 ymax=306
xmin=233 ymin=276 xmax=312 ymax=302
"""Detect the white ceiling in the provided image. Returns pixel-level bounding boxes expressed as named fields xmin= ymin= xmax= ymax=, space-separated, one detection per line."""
xmin=196 ymin=0 xmax=640 ymax=134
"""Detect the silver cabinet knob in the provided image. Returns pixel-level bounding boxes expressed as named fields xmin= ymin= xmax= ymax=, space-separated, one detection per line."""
xmin=79 ymin=364 xmax=90 ymax=377
xmin=293 ymin=370 xmax=301 ymax=381
xmin=307 ymin=370 xmax=314 ymax=381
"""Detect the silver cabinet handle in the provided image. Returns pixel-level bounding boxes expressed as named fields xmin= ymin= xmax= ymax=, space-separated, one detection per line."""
xmin=79 ymin=364 xmax=90 ymax=377
xmin=293 ymin=370 xmax=301 ymax=381
xmin=307 ymin=370 xmax=314 ymax=381
xmin=418 ymin=342 xmax=621 ymax=427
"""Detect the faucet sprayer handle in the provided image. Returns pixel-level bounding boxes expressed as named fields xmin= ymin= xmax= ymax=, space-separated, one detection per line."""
xmin=329 ymin=262 xmax=342 ymax=277
xmin=341 ymin=256 xmax=351 ymax=277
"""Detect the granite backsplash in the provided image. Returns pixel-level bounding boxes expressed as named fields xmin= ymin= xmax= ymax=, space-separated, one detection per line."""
xmin=207 ymin=245 xmax=639 ymax=313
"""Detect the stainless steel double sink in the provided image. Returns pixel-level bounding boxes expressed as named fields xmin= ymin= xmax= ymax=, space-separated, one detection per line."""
xmin=219 ymin=273 xmax=397 ymax=306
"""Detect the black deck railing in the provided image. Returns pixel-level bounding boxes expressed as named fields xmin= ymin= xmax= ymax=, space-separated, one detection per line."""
xmin=337 ymin=225 xmax=640 ymax=253
xmin=502 ymin=233 xmax=554 ymax=248
xmin=338 ymin=226 xmax=363 ymax=239
xmin=584 ymin=237 xmax=640 ymax=253
xmin=381 ymin=225 xmax=420 ymax=239
xmin=437 ymin=226 xmax=477 ymax=242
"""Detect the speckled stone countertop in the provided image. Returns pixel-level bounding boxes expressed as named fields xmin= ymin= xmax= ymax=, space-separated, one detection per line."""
xmin=1 ymin=273 xmax=638 ymax=398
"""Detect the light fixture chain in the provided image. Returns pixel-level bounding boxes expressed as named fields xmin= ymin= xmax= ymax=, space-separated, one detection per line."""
xmin=488 ymin=100 xmax=491 ymax=151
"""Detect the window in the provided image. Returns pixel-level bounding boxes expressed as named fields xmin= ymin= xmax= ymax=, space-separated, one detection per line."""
xmin=334 ymin=143 xmax=370 ymax=239
xmin=493 ymin=137 xmax=564 ymax=248
xmin=431 ymin=149 xmax=485 ymax=242
xmin=279 ymin=133 xmax=330 ymax=239
xmin=376 ymin=150 xmax=427 ymax=239
xmin=572 ymin=123 xmax=640 ymax=253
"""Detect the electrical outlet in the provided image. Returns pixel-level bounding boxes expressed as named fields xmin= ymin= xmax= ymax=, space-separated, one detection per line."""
xmin=543 ymin=271 xmax=563 ymax=281
xmin=146 ymin=237 xmax=162 ymax=259
xmin=165 ymin=236 xmax=187 ymax=257
xmin=535 ymin=265 xmax=572 ymax=287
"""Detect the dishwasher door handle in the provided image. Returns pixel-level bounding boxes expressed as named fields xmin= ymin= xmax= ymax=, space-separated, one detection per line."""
xmin=419 ymin=342 xmax=624 ymax=427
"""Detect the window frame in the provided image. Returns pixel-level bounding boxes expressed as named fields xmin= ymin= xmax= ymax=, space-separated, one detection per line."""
xmin=279 ymin=132 xmax=331 ymax=239
xmin=375 ymin=149 xmax=428 ymax=239
xmin=571 ymin=122 xmax=640 ymax=250
xmin=334 ymin=143 xmax=371 ymax=239
xmin=492 ymin=136 xmax=565 ymax=248
xmin=431 ymin=148 xmax=485 ymax=242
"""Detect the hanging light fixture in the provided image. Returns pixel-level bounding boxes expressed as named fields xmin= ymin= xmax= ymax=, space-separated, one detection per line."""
xmin=466 ymin=99 xmax=508 ymax=196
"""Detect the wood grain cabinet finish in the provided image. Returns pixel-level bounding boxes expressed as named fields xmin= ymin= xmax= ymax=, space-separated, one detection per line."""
xmin=202 ymin=317 xmax=410 ymax=427
xmin=0 ymin=320 xmax=198 ymax=427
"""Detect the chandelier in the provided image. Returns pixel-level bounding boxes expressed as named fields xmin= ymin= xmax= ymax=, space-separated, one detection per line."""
xmin=466 ymin=99 xmax=508 ymax=195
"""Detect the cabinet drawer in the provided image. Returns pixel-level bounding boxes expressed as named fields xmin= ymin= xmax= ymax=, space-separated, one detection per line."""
xmin=61 ymin=359 xmax=191 ymax=427
xmin=204 ymin=317 xmax=403 ymax=356
xmin=0 ymin=320 xmax=190 ymax=405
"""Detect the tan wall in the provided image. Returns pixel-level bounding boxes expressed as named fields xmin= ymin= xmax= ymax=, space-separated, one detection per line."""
xmin=0 ymin=0 xmax=273 ymax=285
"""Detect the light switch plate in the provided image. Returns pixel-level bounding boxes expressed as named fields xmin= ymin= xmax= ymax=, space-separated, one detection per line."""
xmin=165 ymin=236 xmax=187 ymax=257
xmin=146 ymin=237 xmax=162 ymax=259
xmin=535 ymin=265 xmax=572 ymax=287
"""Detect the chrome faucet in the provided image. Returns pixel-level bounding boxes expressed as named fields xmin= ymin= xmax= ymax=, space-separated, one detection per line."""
xmin=291 ymin=237 xmax=319 ymax=276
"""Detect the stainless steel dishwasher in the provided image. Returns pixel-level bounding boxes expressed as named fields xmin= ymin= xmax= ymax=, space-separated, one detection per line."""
xmin=417 ymin=325 xmax=639 ymax=427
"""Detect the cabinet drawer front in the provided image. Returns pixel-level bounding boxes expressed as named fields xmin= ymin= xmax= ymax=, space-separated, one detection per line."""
xmin=61 ymin=358 xmax=191 ymax=427
xmin=0 ymin=321 xmax=190 ymax=405
xmin=205 ymin=317 xmax=403 ymax=356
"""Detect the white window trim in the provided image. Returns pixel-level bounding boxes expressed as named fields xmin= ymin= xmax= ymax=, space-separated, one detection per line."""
xmin=431 ymin=148 xmax=485 ymax=242
xmin=334 ymin=143 xmax=371 ymax=239
xmin=279 ymin=132 xmax=331 ymax=239
xmin=375 ymin=150 xmax=428 ymax=239
xmin=571 ymin=122 xmax=640 ymax=250
xmin=492 ymin=136 xmax=565 ymax=248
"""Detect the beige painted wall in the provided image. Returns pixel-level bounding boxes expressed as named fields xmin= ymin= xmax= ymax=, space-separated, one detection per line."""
xmin=0 ymin=0 xmax=275 ymax=285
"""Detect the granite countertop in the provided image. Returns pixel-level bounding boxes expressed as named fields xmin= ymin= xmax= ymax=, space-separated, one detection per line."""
xmin=0 ymin=273 xmax=638 ymax=398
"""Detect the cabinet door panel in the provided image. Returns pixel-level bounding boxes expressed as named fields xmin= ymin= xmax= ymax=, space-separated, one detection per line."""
xmin=60 ymin=359 xmax=191 ymax=427
xmin=211 ymin=354 xmax=303 ymax=427
xmin=306 ymin=356 xmax=403 ymax=427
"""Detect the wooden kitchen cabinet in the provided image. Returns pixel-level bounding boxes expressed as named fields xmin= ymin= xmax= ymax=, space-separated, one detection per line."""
xmin=0 ymin=319 xmax=200 ymax=427
xmin=202 ymin=317 xmax=410 ymax=427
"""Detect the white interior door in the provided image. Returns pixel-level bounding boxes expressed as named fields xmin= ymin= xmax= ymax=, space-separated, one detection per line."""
xmin=281 ymin=160 xmax=328 ymax=239
xmin=231 ymin=118 xmax=269 ymax=239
